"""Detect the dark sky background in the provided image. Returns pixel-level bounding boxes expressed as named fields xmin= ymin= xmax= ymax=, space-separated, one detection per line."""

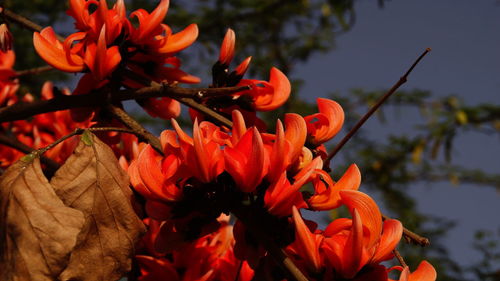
xmin=295 ymin=0 xmax=500 ymax=271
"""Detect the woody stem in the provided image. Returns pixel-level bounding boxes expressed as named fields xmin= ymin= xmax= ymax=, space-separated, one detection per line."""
xmin=324 ymin=48 xmax=431 ymax=167
xmin=2 ymin=8 xmax=65 ymax=41
xmin=105 ymin=105 xmax=163 ymax=155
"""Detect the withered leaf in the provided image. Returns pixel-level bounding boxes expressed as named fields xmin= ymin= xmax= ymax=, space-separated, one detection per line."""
xmin=50 ymin=132 xmax=145 ymax=281
xmin=0 ymin=158 xmax=86 ymax=281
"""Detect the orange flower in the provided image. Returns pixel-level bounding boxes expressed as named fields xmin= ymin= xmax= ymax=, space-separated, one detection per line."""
xmin=304 ymin=98 xmax=344 ymax=146
xmin=172 ymin=119 xmax=224 ymax=183
xmin=307 ymin=164 xmax=361 ymax=211
xmin=129 ymin=144 xmax=182 ymax=202
xmin=224 ymin=127 xmax=268 ymax=193
xmin=218 ymin=28 xmax=235 ymax=66
xmin=320 ymin=190 xmax=402 ymax=278
xmin=83 ymin=25 xmax=121 ymax=81
xmin=0 ymin=23 xmax=13 ymax=52
xmin=291 ymin=206 xmax=323 ymax=273
xmin=130 ymin=0 xmax=170 ymax=44
xmin=33 ymin=27 xmax=85 ymax=72
xmin=238 ymin=67 xmax=291 ymax=111
xmin=212 ymin=28 xmax=251 ymax=87
xmin=264 ymin=157 xmax=322 ymax=216
xmin=389 ymin=261 xmax=437 ymax=281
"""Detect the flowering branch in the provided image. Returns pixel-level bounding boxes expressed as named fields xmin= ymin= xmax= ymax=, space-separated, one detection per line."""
xmin=120 ymin=68 xmax=235 ymax=128
xmin=1 ymin=8 xmax=239 ymax=128
xmin=0 ymin=84 xmax=247 ymax=123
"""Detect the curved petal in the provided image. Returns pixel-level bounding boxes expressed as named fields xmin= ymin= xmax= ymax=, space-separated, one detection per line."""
xmin=33 ymin=27 xmax=85 ymax=72
xmin=218 ymin=28 xmax=235 ymax=65
xmin=193 ymin=119 xmax=211 ymax=183
xmin=409 ymin=261 xmax=437 ymax=281
xmin=342 ymin=208 xmax=364 ymax=279
xmin=340 ymin=190 xmax=382 ymax=249
xmin=158 ymin=23 xmax=199 ymax=54
xmin=268 ymin=120 xmax=289 ymax=183
xmin=231 ymin=110 xmax=247 ymax=145
xmin=234 ymin=56 xmax=252 ymax=76
xmin=134 ymin=0 xmax=170 ymax=42
xmin=305 ymin=98 xmax=344 ymax=146
xmin=292 ymin=206 xmax=323 ymax=272
xmin=252 ymin=67 xmax=291 ymax=111
xmin=372 ymin=219 xmax=403 ymax=262
xmin=284 ymin=113 xmax=307 ymax=163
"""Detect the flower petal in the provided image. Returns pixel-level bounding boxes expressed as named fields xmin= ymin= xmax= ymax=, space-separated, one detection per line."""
xmin=340 ymin=190 xmax=382 ymax=249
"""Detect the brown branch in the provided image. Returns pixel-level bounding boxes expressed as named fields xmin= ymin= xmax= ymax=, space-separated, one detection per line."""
xmin=382 ymin=214 xmax=430 ymax=247
xmin=15 ymin=65 xmax=54 ymax=77
xmin=0 ymin=133 xmax=60 ymax=173
xmin=105 ymin=105 xmax=163 ymax=154
xmin=393 ymin=249 xmax=407 ymax=268
xmin=2 ymin=8 xmax=64 ymax=41
xmin=324 ymin=48 xmax=431 ymax=169
xmin=0 ymin=84 xmax=248 ymax=123
xmin=120 ymin=69 xmax=234 ymax=128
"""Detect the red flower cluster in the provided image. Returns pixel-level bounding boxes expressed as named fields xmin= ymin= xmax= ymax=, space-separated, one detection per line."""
xmin=128 ymin=107 xmax=435 ymax=279
xmin=1 ymin=1 xmax=439 ymax=280
xmin=33 ymin=0 xmax=199 ymax=121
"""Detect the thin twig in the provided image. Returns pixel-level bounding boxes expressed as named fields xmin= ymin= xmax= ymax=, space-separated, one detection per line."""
xmin=393 ymin=249 xmax=407 ymax=268
xmin=0 ymin=133 xmax=60 ymax=173
xmin=15 ymin=65 xmax=54 ymax=77
xmin=324 ymin=48 xmax=431 ymax=169
xmin=382 ymin=214 xmax=430 ymax=247
xmin=105 ymin=105 xmax=163 ymax=154
xmin=2 ymin=8 xmax=65 ymax=42
xmin=37 ymin=127 xmax=138 ymax=154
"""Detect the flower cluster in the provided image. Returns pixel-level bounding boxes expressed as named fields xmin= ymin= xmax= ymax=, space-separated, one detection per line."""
xmin=0 ymin=50 xmax=91 ymax=167
xmin=128 ymin=105 xmax=435 ymax=279
xmin=33 ymin=0 xmax=199 ymax=121
xmin=0 ymin=0 xmax=439 ymax=280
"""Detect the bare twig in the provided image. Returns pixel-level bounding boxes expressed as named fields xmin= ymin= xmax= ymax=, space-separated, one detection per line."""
xmin=36 ymin=127 xmax=137 ymax=154
xmin=324 ymin=48 xmax=431 ymax=168
xmin=382 ymin=214 xmax=430 ymax=247
xmin=105 ymin=105 xmax=163 ymax=154
xmin=393 ymin=249 xmax=408 ymax=267
xmin=0 ymin=133 xmax=60 ymax=172
xmin=15 ymin=65 xmax=54 ymax=77
xmin=2 ymin=8 xmax=64 ymax=41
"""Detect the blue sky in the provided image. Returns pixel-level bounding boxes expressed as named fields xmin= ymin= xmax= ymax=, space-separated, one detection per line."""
xmin=296 ymin=0 xmax=500 ymax=271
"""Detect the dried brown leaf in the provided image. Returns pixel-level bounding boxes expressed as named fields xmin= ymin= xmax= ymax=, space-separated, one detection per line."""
xmin=0 ymin=158 xmax=85 ymax=281
xmin=50 ymin=132 xmax=145 ymax=281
